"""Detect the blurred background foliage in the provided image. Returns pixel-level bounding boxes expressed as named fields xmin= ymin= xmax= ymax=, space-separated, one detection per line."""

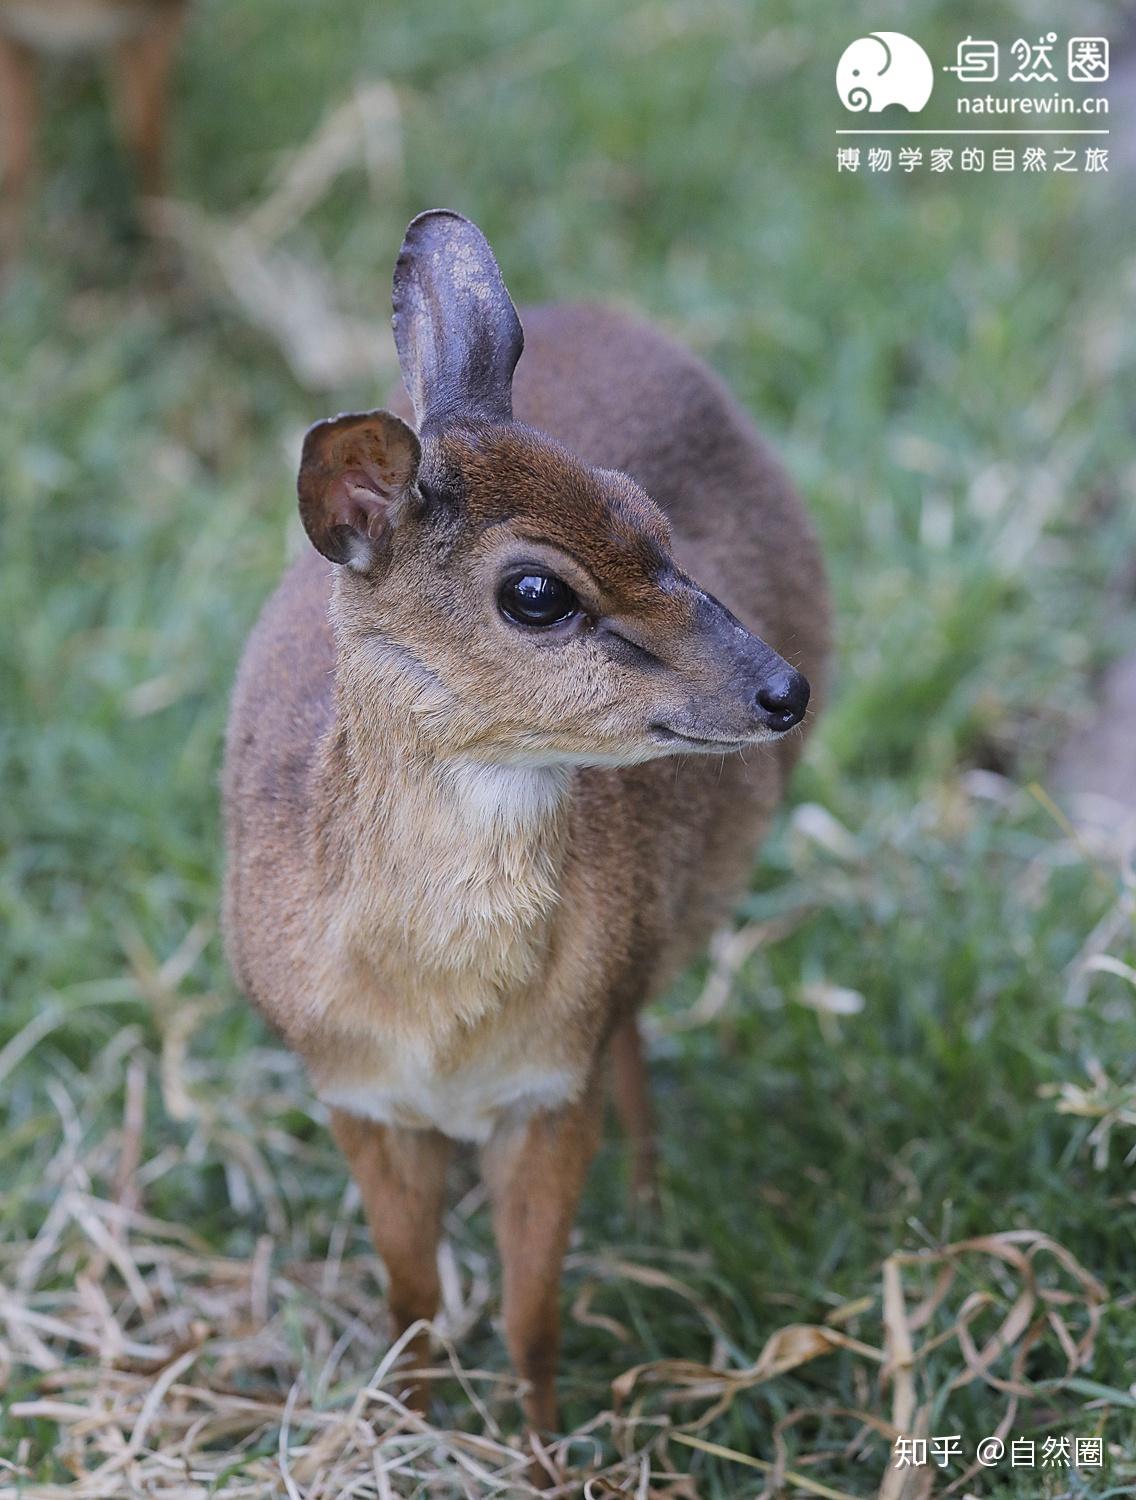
xmin=1 ymin=0 xmax=1135 ymax=1491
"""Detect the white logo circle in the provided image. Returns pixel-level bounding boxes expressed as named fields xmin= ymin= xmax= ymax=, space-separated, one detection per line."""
xmin=836 ymin=32 xmax=934 ymax=113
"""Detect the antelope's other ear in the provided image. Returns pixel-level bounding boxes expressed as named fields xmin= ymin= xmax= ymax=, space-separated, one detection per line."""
xmin=297 ymin=409 xmax=421 ymax=569
xmin=392 ymin=209 xmax=524 ymax=434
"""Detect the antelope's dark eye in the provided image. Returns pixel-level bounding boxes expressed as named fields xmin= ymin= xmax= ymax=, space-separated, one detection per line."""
xmin=498 ymin=572 xmax=579 ymax=628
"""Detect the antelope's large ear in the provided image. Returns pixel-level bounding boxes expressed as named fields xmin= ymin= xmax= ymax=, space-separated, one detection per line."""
xmin=297 ymin=409 xmax=421 ymax=569
xmin=392 ymin=209 xmax=524 ymax=434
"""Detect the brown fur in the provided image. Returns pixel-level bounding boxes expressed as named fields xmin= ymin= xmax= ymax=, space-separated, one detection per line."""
xmin=223 ymin=220 xmax=830 ymax=1437
xmin=0 ymin=0 xmax=187 ymax=260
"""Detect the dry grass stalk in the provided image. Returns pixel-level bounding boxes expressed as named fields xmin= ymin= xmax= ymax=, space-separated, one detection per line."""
xmin=154 ymin=82 xmax=404 ymax=392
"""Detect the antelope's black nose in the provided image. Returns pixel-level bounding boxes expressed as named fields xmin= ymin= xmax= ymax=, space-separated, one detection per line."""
xmin=755 ymin=668 xmax=810 ymax=733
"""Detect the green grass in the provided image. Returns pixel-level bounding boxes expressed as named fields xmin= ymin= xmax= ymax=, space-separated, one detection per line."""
xmin=2 ymin=0 xmax=1135 ymax=1493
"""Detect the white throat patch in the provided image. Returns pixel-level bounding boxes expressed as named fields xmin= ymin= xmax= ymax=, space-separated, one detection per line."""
xmin=443 ymin=759 xmax=570 ymax=831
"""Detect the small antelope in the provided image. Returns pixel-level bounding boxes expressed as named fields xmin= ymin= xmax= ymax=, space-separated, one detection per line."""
xmin=223 ymin=211 xmax=830 ymax=1434
xmin=0 ymin=0 xmax=187 ymax=258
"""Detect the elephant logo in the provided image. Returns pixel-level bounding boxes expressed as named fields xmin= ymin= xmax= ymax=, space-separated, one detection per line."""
xmin=836 ymin=32 xmax=934 ymax=113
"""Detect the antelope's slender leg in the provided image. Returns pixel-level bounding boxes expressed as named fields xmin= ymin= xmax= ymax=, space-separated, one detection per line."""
xmin=0 ymin=34 xmax=38 ymax=263
xmin=328 ymin=1109 xmax=452 ymax=1412
xmin=609 ymin=1015 xmax=659 ymax=1210
xmin=481 ymin=1089 xmax=602 ymax=1434
xmin=110 ymin=2 xmax=187 ymax=212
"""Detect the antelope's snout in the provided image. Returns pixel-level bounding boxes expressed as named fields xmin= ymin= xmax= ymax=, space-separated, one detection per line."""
xmin=648 ymin=586 xmax=810 ymax=752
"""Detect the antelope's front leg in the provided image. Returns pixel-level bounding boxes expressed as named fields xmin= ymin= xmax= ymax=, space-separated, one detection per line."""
xmin=110 ymin=1 xmax=187 ymax=209
xmin=481 ymin=1086 xmax=603 ymax=1434
xmin=0 ymin=34 xmax=38 ymax=266
xmin=609 ymin=1015 xmax=658 ymax=1211
xmin=328 ymin=1109 xmax=452 ymax=1412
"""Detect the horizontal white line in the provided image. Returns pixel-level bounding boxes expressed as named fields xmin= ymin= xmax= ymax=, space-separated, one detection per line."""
xmin=836 ymin=129 xmax=1109 ymax=135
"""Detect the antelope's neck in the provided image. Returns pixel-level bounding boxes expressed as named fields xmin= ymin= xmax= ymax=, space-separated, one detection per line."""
xmin=316 ymin=660 xmax=572 ymax=1009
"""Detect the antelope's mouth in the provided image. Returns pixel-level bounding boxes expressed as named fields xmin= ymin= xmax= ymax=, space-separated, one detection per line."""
xmin=648 ymin=723 xmax=751 ymax=753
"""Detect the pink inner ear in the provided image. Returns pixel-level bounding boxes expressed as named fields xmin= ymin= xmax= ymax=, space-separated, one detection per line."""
xmin=332 ymin=470 xmax=389 ymax=541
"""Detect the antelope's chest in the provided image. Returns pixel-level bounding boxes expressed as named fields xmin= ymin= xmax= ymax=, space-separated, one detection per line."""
xmin=304 ymin=761 xmax=590 ymax=1142
xmin=308 ymin=932 xmax=589 ymax=1144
